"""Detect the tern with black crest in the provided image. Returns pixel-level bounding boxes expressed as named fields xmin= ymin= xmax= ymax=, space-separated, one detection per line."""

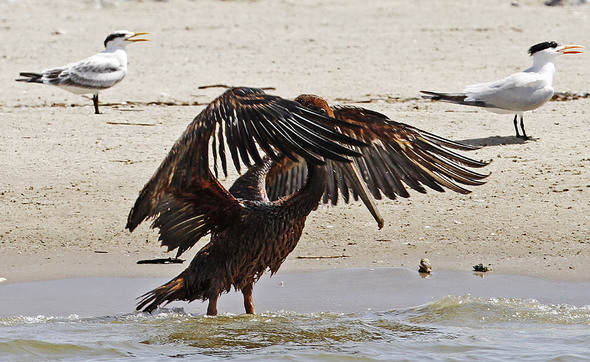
xmin=16 ymin=30 xmax=149 ymax=114
xmin=421 ymin=41 xmax=583 ymax=139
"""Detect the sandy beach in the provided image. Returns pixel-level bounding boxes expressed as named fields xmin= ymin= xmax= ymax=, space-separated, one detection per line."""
xmin=1 ymin=0 xmax=589 ymax=287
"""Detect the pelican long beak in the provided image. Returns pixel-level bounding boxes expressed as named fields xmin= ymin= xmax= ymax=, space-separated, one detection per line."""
xmin=558 ymin=45 xmax=584 ymax=54
xmin=126 ymin=32 xmax=150 ymax=42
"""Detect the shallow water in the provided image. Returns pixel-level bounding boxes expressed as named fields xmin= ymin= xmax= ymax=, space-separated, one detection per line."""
xmin=1 ymin=268 xmax=589 ymax=360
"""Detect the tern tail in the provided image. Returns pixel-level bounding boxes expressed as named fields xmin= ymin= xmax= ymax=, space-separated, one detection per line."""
xmin=16 ymin=72 xmax=43 ymax=83
xmin=420 ymin=90 xmax=489 ymax=108
xmin=421 ymin=90 xmax=466 ymax=102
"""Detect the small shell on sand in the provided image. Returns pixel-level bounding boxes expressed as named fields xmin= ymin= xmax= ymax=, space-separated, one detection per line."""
xmin=473 ymin=263 xmax=492 ymax=272
xmin=419 ymin=258 xmax=432 ymax=274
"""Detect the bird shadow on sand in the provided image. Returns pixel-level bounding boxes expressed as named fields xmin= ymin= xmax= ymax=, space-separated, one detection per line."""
xmin=457 ymin=135 xmax=538 ymax=147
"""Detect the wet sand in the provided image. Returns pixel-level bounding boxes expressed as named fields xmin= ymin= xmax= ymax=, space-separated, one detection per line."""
xmin=1 ymin=0 xmax=590 ymax=286
xmin=1 ymin=268 xmax=589 ymax=318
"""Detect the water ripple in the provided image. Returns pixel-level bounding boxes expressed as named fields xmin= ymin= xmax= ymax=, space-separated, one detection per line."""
xmin=1 ymin=296 xmax=589 ymax=361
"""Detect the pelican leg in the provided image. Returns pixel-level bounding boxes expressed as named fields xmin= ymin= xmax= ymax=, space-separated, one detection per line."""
xmin=242 ymin=283 xmax=255 ymax=314
xmin=93 ymin=94 xmax=100 ymax=114
xmin=206 ymin=294 xmax=218 ymax=316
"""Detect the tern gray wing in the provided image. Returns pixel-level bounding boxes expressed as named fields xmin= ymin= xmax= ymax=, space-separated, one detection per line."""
xmin=54 ymin=56 xmax=126 ymax=89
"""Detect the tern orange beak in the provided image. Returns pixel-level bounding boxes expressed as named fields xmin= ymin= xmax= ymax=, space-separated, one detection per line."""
xmin=126 ymin=32 xmax=150 ymax=42
xmin=558 ymin=45 xmax=584 ymax=54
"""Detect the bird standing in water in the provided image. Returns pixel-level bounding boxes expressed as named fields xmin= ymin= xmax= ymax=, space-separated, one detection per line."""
xmin=16 ymin=30 xmax=149 ymax=114
xmin=421 ymin=41 xmax=583 ymax=139
xmin=128 ymin=87 xmax=489 ymax=315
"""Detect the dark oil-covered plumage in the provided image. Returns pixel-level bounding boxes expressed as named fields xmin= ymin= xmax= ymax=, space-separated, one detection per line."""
xmin=128 ymin=87 xmax=489 ymax=315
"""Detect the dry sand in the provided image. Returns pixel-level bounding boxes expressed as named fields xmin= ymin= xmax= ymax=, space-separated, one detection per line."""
xmin=1 ymin=0 xmax=589 ymax=285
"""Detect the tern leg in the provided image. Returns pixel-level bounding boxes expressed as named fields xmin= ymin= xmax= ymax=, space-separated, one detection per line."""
xmin=92 ymin=94 xmax=100 ymax=114
xmin=242 ymin=283 xmax=255 ymax=314
xmin=513 ymin=114 xmax=520 ymax=138
xmin=206 ymin=294 xmax=219 ymax=316
xmin=519 ymin=115 xmax=529 ymax=140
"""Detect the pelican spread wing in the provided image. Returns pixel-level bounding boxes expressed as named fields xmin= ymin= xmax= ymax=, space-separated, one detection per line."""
xmin=128 ymin=88 xmax=489 ymax=256
xmin=264 ymin=102 xmax=488 ymax=202
xmin=126 ymin=87 xmax=367 ymax=256
xmin=264 ymin=101 xmax=489 ymax=229
xmin=330 ymin=105 xmax=488 ymax=198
